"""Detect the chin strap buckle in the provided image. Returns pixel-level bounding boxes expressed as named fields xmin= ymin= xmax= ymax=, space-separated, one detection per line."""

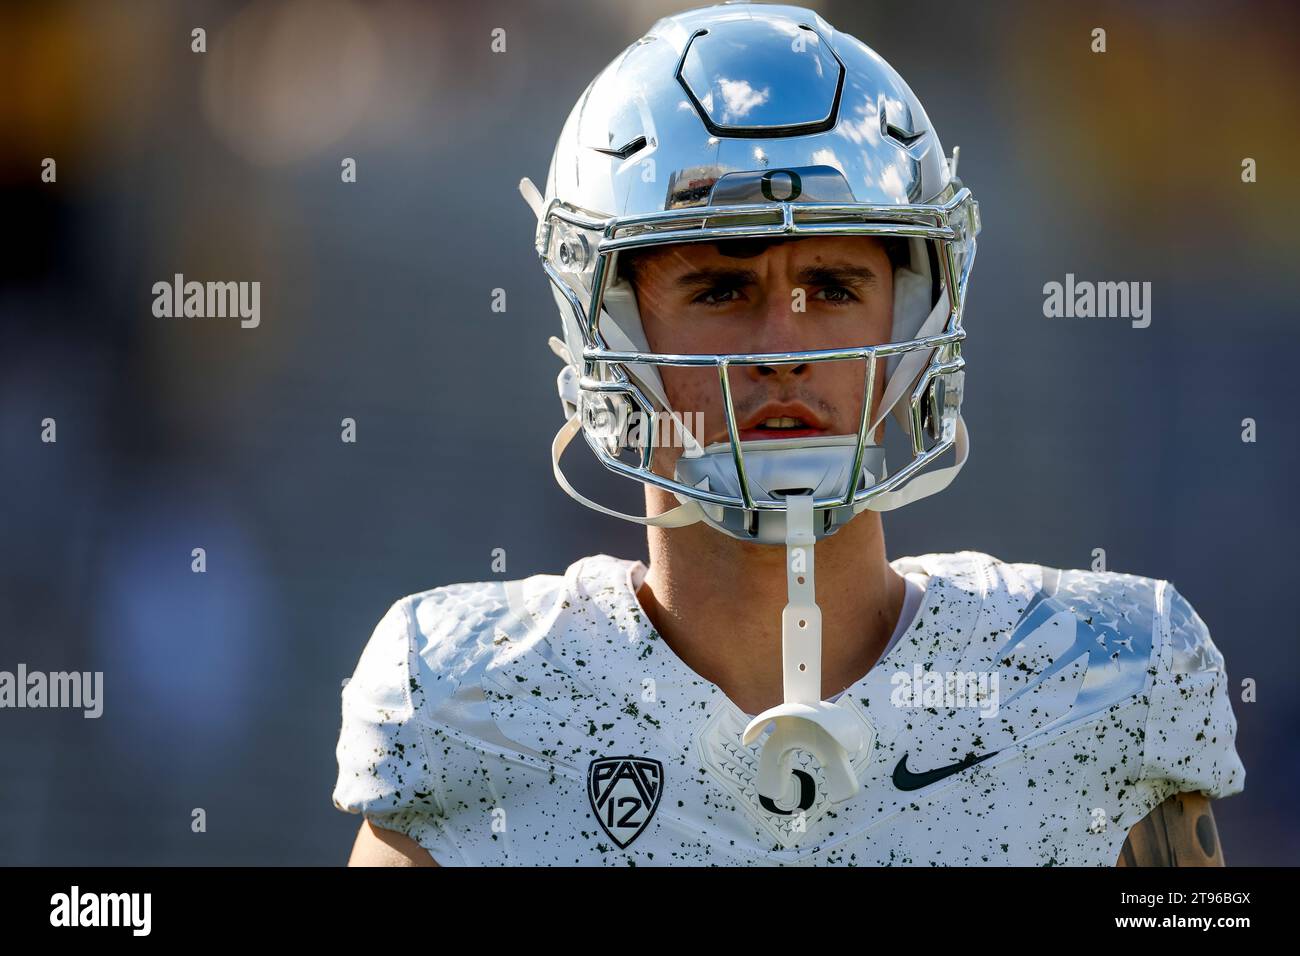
xmin=741 ymin=494 xmax=867 ymax=805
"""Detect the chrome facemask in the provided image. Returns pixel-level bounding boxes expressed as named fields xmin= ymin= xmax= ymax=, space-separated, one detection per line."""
xmin=531 ymin=176 xmax=977 ymax=545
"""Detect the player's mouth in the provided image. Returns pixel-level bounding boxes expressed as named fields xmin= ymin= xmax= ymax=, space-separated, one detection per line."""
xmin=733 ymin=403 xmax=830 ymax=443
xmin=738 ymin=416 xmax=827 ymax=441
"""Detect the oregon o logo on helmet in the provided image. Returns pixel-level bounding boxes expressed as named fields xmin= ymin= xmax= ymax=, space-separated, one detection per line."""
xmin=759 ymin=169 xmax=802 ymax=202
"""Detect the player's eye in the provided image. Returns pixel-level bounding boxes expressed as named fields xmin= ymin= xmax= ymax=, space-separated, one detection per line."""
xmin=692 ymin=286 xmax=745 ymax=306
xmin=814 ymin=285 xmax=859 ymax=304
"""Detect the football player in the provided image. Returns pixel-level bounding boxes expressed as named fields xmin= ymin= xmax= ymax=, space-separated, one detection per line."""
xmin=335 ymin=2 xmax=1243 ymax=866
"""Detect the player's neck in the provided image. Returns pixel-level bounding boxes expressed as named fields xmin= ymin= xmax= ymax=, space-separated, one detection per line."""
xmin=636 ymin=493 xmax=905 ymax=717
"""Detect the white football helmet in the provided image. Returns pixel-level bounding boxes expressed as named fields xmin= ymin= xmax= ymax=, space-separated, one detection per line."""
xmin=519 ymin=1 xmax=981 ymax=806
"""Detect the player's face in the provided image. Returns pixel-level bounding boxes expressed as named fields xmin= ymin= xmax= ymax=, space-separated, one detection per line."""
xmin=626 ymin=235 xmax=895 ymax=473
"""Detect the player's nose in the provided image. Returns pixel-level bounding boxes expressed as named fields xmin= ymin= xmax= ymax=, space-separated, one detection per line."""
xmin=746 ymin=288 xmax=812 ymax=379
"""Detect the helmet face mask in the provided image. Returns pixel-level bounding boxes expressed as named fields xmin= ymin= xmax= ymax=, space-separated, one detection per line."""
xmin=524 ymin=2 xmax=981 ymax=544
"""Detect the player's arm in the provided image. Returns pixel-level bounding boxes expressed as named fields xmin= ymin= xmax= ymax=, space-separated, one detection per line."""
xmin=348 ymin=819 xmax=441 ymax=867
xmin=1116 ymin=791 xmax=1223 ymax=866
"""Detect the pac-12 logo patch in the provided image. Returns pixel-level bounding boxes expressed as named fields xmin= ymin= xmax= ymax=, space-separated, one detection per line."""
xmin=587 ymin=756 xmax=663 ymax=849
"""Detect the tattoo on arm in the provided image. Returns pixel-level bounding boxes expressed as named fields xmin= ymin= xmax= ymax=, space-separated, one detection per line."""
xmin=1117 ymin=791 xmax=1223 ymax=867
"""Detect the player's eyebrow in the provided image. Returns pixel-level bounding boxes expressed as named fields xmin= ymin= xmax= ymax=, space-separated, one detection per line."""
xmin=674 ymin=266 xmax=760 ymax=289
xmin=795 ymin=263 xmax=880 ymax=287
xmin=673 ymin=263 xmax=880 ymax=290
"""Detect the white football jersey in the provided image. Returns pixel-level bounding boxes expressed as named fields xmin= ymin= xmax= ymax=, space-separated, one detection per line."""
xmin=333 ymin=551 xmax=1244 ymax=866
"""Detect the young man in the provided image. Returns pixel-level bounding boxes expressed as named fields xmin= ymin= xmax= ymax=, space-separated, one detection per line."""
xmin=334 ymin=2 xmax=1243 ymax=866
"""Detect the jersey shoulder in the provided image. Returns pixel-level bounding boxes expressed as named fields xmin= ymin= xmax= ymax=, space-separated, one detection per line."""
xmin=1141 ymin=579 xmax=1245 ymax=800
xmin=942 ymin=551 xmax=1244 ymax=801
xmin=330 ymin=562 xmax=586 ymax=856
xmin=337 ymin=571 xmax=563 ymax=716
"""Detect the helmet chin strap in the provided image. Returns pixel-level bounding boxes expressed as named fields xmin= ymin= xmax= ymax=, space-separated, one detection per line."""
xmin=740 ymin=494 xmax=867 ymax=805
xmin=549 ymin=415 xmax=705 ymax=528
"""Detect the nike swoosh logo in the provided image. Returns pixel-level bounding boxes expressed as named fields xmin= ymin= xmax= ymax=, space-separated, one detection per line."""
xmin=892 ymin=751 xmax=997 ymax=791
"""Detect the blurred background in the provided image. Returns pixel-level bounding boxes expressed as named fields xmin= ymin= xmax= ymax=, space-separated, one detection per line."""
xmin=1 ymin=0 xmax=1296 ymax=865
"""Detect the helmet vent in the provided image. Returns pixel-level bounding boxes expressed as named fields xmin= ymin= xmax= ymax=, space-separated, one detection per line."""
xmin=884 ymin=123 xmax=926 ymax=148
xmin=591 ymin=135 xmax=648 ymax=161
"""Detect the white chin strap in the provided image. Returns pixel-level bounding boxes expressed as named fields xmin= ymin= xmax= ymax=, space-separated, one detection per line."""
xmin=741 ymin=494 xmax=866 ymax=804
xmin=549 ymin=414 xmax=707 ymax=528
